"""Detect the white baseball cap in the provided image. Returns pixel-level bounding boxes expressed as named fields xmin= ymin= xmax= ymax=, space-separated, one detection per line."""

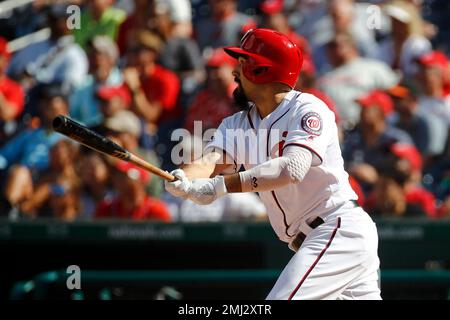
xmin=104 ymin=110 xmax=141 ymax=137
xmin=154 ymin=0 xmax=192 ymax=23
xmin=384 ymin=4 xmax=412 ymax=23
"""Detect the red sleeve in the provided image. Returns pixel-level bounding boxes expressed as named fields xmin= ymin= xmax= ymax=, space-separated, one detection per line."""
xmin=94 ymin=200 xmax=111 ymax=218
xmin=349 ymin=176 xmax=365 ymax=207
xmin=2 ymin=79 xmax=25 ymax=118
xmin=406 ymin=188 xmax=437 ymax=218
xmin=154 ymin=68 xmax=180 ymax=111
xmin=143 ymin=197 xmax=172 ymax=222
xmin=363 ymin=192 xmax=376 ymax=213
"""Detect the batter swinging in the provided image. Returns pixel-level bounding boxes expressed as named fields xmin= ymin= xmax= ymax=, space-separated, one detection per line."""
xmin=165 ymin=29 xmax=381 ymax=300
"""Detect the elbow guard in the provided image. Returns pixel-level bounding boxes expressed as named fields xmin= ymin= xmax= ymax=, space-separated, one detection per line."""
xmin=285 ymin=146 xmax=313 ymax=184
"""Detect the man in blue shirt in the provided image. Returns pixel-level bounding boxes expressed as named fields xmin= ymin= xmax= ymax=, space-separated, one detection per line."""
xmin=0 ymin=83 xmax=68 ymax=215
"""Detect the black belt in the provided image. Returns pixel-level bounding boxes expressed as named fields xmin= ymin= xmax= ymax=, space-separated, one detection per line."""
xmin=291 ymin=216 xmax=324 ymax=252
xmin=290 ymin=201 xmax=359 ymax=251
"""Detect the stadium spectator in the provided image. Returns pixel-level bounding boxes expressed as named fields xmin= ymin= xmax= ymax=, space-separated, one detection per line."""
xmin=0 ymin=37 xmax=25 ymax=145
xmin=102 ymin=109 xmax=163 ymax=198
xmin=117 ymin=0 xmax=154 ymax=56
xmin=9 ymin=5 xmax=88 ymax=93
xmin=391 ymin=143 xmax=438 ymax=218
xmin=123 ymin=29 xmax=181 ymax=169
xmin=0 ymin=84 xmax=69 ymax=215
xmin=118 ymin=0 xmax=194 ymax=55
xmin=343 ymin=90 xmax=413 ymax=193
xmin=70 ymin=36 xmax=123 ymax=127
xmin=184 ymin=49 xmax=237 ymax=134
xmin=95 ymin=161 xmax=171 ymax=221
xmin=365 ymin=143 xmax=437 ymax=217
xmin=96 ymin=83 xmax=132 ymax=119
xmin=73 ymin=0 xmax=127 ymax=49
xmin=123 ymin=29 xmax=180 ymax=126
xmin=78 ymin=150 xmax=113 ymax=219
xmin=387 ymin=83 xmax=447 ymax=158
xmin=288 ymin=0 xmax=329 ymax=40
xmin=46 ymin=180 xmax=81 ymax=221
xmin=195 ymin=0 xmax=256 ymax=52
xmin=424 ymin=127 xmax=450 ymax=203
xmin=159 ymin=0 xmax=194 ymax=38
xmin=19 ymin=140 xmax=81 ymax=219
xmin=366 ymin=163 xmax=420 ymax=217
xmin=377 ymin=0 xmax=432 ymax=77
xmin=318 ymin=32 xmax=399 ymax=129
xmin=416 ymin=51 xmax=450 ymax=127
xmin=0 ymin=83 xmax=67 ymax=174
xmin=258 ymin=0 xmax=310 ymax=55
xmin=299 ymin=0 xmax=379 ymax=74
xmin=149 ymin=0 xmax=205 ymax=98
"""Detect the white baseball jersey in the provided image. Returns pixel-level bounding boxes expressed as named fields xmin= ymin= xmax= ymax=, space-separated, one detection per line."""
xmin=206 ymin=90 xmax=358 ymax=243
xmin=205 ymin=90 xmax=381 ymax=300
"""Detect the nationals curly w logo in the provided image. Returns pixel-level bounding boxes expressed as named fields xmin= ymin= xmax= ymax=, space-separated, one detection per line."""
xmin=301 ymin=112 xmax=322 ymax=136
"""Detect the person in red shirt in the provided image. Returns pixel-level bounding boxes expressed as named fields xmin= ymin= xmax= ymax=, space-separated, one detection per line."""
xmin=123 ymin=29 xmax=180 ymax=126
xmin=95 ymin=160 xmax=171 ymax=221
xmin=0 ymin=37 xmax=25 ymax=143
xmin=184 ymin=49 xmax=238 ymax=134
xmin=348 ymin=175 xmax=365 ymax=207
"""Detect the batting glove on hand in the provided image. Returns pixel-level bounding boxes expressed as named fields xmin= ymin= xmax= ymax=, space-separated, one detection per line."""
xmin=165 ymin=169 xmax=191 ymax=198
xmin=187 ymin=176 xmax=228 ymax=205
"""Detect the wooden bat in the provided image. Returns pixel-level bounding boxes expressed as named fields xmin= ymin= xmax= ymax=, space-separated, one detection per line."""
xmin=52 ymin=115 xmax=175 ymax=182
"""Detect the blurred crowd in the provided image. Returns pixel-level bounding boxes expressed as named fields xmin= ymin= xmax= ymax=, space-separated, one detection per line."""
xmin=0 ymin=0 xmax=449 ymax=222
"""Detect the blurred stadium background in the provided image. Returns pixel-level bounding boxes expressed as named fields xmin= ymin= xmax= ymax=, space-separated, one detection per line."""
xmin=1 ymin=0 xmax=450 ymax=300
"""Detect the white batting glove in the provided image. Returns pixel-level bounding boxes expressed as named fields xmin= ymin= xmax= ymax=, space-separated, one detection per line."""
xmin=187 ymin=176 xmax=228 ymax=205
xmin=164 ymin=169 xmax=191 ymax=198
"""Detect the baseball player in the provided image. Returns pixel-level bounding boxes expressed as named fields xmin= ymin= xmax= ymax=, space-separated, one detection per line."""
xmin=165 ymin=29 xmax=381 ymax=300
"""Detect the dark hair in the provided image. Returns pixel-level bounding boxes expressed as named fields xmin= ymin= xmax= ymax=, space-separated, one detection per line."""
xmin=45 ymin=4 xmax=70 ymax=20
xmin=375 ymin=155 xmax=411 ymax=186
xmin=36 ymin=83 xmax=70 ymax=103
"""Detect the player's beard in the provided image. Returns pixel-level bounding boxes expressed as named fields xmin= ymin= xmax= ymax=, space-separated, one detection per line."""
xmin=233 ymin=84 xmax=251 ymax=111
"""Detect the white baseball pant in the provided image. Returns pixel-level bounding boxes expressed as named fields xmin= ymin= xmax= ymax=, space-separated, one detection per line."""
xmin=266 ymin=203 xmax=381 ymax=300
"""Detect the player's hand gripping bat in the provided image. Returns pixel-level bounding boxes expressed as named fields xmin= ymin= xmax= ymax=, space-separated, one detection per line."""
xmin=52 ymin=115 xmax=176 ymax=182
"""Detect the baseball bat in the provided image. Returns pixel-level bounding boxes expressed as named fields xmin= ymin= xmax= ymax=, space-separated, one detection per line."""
xmin=52 ymin=115 xmax=176 ymax=182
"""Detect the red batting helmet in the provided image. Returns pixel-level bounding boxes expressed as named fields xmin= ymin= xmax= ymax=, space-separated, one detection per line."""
xmin=224 ymin=28 xmax=303 ymax=88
